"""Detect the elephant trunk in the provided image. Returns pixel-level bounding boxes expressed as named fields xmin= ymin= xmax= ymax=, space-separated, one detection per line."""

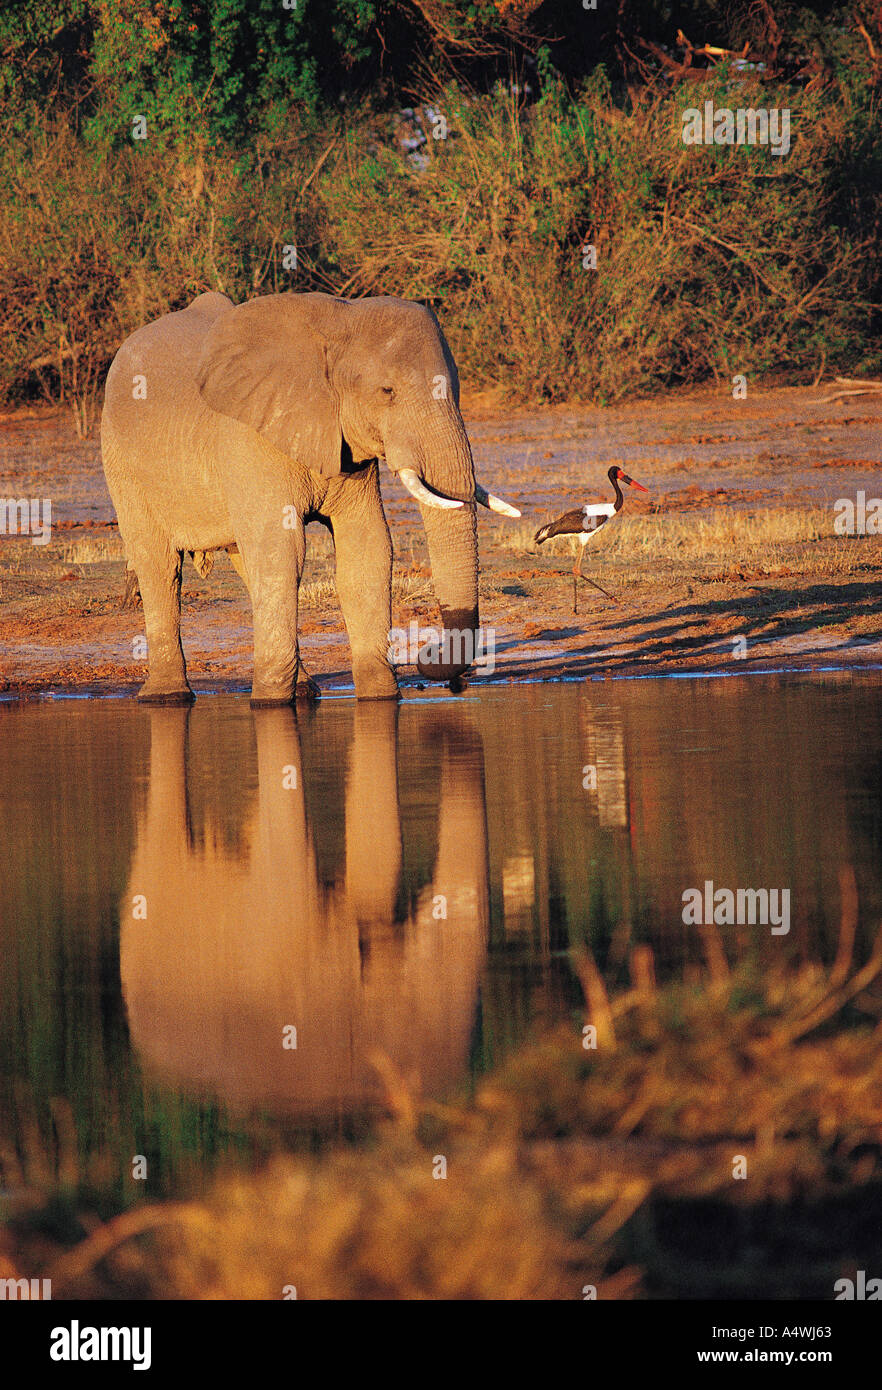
xmin=387 ymin=401 xmax=480 ymax=684
xmin=416 ymin=500 xmax=479 ymax=682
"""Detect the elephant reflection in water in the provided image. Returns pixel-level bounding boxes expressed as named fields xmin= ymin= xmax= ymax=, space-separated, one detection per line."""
xmin=120 ymin=704 xmax=489 ymax=1114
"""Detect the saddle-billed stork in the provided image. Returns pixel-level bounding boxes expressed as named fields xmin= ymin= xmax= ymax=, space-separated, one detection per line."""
xmin=533 ymin=466 xmax=648 ymax=612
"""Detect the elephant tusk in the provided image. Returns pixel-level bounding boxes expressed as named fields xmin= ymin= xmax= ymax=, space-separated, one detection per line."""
xmin=474 ymin=484 xmax=521 ymax=518
xmin=398 ymin=468 xmax=465 ymax=510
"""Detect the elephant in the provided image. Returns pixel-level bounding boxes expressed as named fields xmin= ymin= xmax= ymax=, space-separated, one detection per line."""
xmin=100 ymin=291 xmax=518 ymax=704
xmin=119 ymin=702 xmax=489 ymax=1116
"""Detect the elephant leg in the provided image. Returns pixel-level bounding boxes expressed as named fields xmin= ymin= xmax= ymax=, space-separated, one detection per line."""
xmin=227 ymin=541 xmax=318 ymax=702
xmin=329 ymin=467 xmax=399 ymax=701
xmin=132 ymin=544 xmax=193 ymax=704
xmin=234 ymin=509 xmax=307 ymax=707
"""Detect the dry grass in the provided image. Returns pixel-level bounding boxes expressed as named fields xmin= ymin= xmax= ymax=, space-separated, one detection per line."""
xmin=298 ymin=577 xmax=338 ymax=608
xmin=87 ymin=1144 xmax=579 ymax=1301
xmin=60 ymin=536 xmax=124 ymax=566
xmin=299 ymin=568 xmax=434 ymax=609
xmin=505 ymin=506 xmax=827 ymax=556
xmin=501 ymin=506 xmax=876 ymax=580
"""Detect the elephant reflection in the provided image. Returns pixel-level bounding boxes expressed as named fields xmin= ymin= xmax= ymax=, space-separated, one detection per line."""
xmin=120 ymin=704 xmax=489 ymax=1115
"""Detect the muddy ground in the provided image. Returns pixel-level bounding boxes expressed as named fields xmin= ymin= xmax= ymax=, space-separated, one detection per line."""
xmin=1 ymin=383 xmax=880 ymax=697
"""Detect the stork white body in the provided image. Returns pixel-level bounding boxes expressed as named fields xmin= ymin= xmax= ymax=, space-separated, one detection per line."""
xmin=576 ymin=502 xmax=616 ymax=541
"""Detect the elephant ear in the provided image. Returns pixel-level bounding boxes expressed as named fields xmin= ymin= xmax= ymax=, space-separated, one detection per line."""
xmin=195 ymin=294 xmax=344 ymax=478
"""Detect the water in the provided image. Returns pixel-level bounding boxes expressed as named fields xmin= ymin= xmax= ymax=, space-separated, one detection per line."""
xmin=1 ymin=675 xmax=880 ymax=1200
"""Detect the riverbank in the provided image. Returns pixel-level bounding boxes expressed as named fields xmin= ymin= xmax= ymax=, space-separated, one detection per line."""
xmin=1 ymin=384 xmax=880 ymax=696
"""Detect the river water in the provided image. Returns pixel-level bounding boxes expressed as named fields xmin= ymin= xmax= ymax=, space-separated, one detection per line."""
xmin=1 ymin=674 xmax=880 ymax=1197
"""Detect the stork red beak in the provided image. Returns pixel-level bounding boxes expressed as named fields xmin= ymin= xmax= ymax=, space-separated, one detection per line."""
xmin=623 ymin=475 xmax=648 ymax=491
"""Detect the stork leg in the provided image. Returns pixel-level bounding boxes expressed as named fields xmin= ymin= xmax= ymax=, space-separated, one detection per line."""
xmin=572 ymin=545 xmax=588 ymax=614
xmin=574 ymin=544 xmax=622 ymax=609
xmin=583 ymin=575 xmax=621 ymax=604
xmin=572 ymin=542 xmax=590 ymax=613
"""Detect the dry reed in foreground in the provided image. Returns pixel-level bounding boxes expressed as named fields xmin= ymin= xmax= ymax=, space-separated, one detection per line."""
xmin=2 ymin=892 xmax=880 ymax=1299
